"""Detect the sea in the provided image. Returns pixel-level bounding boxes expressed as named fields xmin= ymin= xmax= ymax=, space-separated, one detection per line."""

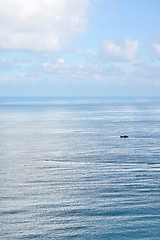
xmin=0 ymin=97 xmax=160 ymax=240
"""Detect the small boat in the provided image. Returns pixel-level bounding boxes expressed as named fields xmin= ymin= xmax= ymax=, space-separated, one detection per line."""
xmin=120 ymin=135 xmax=128 ymax=138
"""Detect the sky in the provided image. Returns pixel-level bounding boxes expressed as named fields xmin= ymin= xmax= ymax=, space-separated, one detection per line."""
xmin=0 ymin=0 xmax=160 ymax=96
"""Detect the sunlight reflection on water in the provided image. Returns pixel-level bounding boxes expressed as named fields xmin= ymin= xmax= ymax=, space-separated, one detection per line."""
xmin=0 ymin=97 xmax=160 ymax=239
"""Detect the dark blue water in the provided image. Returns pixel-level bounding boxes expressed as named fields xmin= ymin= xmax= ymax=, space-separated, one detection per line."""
xmin=0 ymin=97 xmax=160 ymax=239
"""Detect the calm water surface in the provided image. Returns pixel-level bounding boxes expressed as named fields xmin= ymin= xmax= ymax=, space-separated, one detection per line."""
xmin=0 ymin=97 xmax=160 ymax=239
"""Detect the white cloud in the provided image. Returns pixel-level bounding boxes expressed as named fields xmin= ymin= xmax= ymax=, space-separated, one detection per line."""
xmin=57 ymin=58 xmax=65 ymax=63
xmin=41 ymin=60 xmax=124 ymax=83
xmin=151 ymin=43 xmax=160 ymax=57
xmin=133 ymin=62 xmax=160 ymax=85
xmin=101 ymin=38 xmax=139 ymax=61
xmin=0 ymin=0 xmax=90 ymax=51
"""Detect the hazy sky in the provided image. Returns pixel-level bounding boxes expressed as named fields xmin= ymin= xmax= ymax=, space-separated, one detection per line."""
xmin=0 ymin=0 xmax=160 ymax=96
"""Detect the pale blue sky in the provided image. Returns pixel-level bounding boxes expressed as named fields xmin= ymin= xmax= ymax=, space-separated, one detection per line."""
xmin=0 ymin=0 xmax=160 ymax=96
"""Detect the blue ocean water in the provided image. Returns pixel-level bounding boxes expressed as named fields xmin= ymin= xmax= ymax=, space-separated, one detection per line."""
xmin=0 ymin=97 xmax=160 ymax=240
